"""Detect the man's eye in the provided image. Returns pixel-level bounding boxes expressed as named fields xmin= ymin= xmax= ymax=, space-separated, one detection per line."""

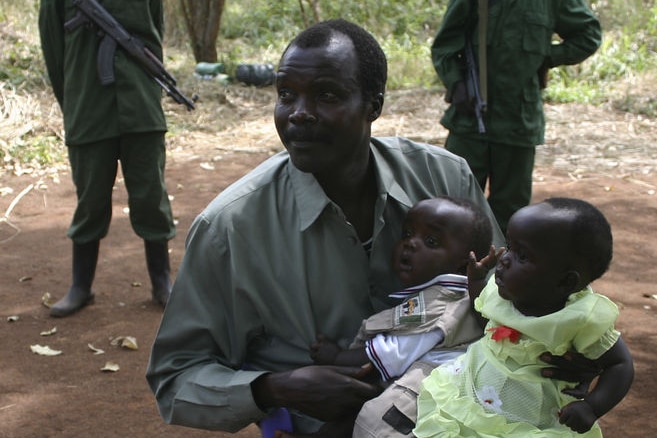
xmin=318 ymin=91 xmax=339 ymax=102
xmin=277 ymin=89 xmax=294 ymax=102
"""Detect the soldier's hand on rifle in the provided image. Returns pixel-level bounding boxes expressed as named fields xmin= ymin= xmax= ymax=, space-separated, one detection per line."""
xmin=449 ymin=81 xmax=473 ymax=115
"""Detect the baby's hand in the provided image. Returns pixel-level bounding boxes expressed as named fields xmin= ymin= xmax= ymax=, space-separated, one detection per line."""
xmin=467 ymin=245 xmax=504 ymax=281
xmin=309 ymin=334 xmax=342 ymax=365
xmin=558 ymin=400 xmax=597 ymax=433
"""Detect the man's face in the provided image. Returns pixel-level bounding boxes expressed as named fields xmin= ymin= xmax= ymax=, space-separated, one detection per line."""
xmin=274 ymin=34 xmax=374 ymax=176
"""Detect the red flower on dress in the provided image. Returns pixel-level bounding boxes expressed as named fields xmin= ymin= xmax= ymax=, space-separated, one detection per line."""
xmin=487 ymin=325 xmax=521 ymax=343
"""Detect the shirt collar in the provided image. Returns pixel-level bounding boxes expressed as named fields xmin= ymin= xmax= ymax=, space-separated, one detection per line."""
xmin=370 ymin=139 xmax=414 ymax=209
xmin=289 ymin=140 xmax=416 ymax=232
xmin=388 ymin=273 xmax=468 ymax=299
xmin=288 ymin=162 xmax=332 ymax=232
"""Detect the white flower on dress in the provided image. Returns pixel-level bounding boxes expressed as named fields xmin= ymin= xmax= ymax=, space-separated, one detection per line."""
xmin=476 ymin=385 xmax=503 ymax=414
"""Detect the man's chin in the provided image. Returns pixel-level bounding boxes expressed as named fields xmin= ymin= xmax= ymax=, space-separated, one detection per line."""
xmin=289 ymin=156 xmax=317 ymax=173
xmin=288 ymin=151 xmax=331 ymax=175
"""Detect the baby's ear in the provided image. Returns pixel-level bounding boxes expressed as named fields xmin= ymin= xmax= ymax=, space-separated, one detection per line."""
xmin=558 ymin=270 xmax=581 ymax=295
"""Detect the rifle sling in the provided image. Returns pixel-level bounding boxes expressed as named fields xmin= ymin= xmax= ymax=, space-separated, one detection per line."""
xmin=477 ymin=0 xmax=487 ymax=110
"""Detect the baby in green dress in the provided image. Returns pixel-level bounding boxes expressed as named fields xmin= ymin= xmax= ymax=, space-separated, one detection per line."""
xmin=414 ymin=197 xmax=634 ymax=437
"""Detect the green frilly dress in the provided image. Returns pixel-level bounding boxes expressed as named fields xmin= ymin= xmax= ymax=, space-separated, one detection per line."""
xmin=414 ymin=277 xmax=619 ymax=437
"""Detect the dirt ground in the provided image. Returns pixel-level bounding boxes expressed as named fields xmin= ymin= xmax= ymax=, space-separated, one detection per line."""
xmin=1 ymin=88 xmax=657 ymax=437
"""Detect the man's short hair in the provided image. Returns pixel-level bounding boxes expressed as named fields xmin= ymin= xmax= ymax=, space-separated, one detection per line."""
xmin=281 ymin=19 xmax=387 ymax=102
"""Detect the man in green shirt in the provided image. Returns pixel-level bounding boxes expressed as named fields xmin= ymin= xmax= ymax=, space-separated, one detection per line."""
xmin=39 ymin=0 xmax=176 ymax=317
xmin=147 ymin=19 xmax=593 ymax=437
xmin=145 ymin=18 xmax=501 ymax=436
xmin=432 ymin=0 xmax=602 ymax=233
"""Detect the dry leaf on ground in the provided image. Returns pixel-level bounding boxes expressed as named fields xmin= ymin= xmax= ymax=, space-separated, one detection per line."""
xmin=30 ymin=344 xmax=62 ymax=356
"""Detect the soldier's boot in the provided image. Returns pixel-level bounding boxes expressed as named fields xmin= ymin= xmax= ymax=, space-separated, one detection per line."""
xmin=50 ymin=240 xmax=99 ymax=317
xmin=144 ymin=240 xmax=171 ymax=307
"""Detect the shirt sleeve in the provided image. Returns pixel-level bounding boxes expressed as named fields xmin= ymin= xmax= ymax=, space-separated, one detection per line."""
xmin=547 ymin=0 xmax=602 ymax=67
xmin=431 ymin=0 xmax=471 ymax=92
xmin=146 ymin=215 xmax=269 ymax=432
xmin=38 ymin=0 xmax=66 ymax=108
xmin=572 ymin=293 xmax=620 ymax=360
xmin=365 ymin=330 xmax=445 ymax=381
xmin=150 ymin=0 xmax=164 ymax=40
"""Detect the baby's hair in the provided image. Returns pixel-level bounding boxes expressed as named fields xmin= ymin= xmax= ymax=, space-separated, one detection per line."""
xmin=543 ymin=197 xmax=613 ymax=282
xmin=435 ymin=195 xmax=493 ymax=260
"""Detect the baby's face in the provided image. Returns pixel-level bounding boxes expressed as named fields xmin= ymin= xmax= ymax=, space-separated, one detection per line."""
xmin=392 ymin=199 xmax=472 ymax=288
xmin=494 ymin=203 xmax=574 ymax=316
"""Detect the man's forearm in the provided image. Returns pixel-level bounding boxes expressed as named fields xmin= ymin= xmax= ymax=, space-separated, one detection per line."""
xmin=148 ymin=362 xmax=268 ymax=432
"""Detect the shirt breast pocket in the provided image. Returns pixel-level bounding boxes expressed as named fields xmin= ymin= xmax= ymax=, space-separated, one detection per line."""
xmin=522 ymin=12 xmax=551 ymax=56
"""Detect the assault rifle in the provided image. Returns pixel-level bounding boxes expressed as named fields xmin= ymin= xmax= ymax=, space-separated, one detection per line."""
xmin=64 ymin=0 xmax=196 ymax=110
xmin=464 ymin=33 xmax=486 ymax=134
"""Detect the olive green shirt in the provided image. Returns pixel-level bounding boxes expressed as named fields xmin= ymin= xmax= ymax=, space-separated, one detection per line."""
xmin=432 ymin=0 xmax=601 ymax=147
xmin=146 ymin=137 xmax=504 ymax=433
xmin=39 ymin=0 xmax=167 ymax=146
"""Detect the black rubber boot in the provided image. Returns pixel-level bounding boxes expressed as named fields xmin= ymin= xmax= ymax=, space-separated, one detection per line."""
xmin=144 ymin=240 xmax=172 ymax=307
xmin=50 ymin=240 xmax=99 ymax=317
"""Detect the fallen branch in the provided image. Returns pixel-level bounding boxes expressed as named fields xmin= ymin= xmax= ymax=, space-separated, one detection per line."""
xmin=0 ymin=182 xmax=34 ymax=243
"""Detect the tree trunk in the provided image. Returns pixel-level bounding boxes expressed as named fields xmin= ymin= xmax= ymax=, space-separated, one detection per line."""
xmin=180 ymin=0 xmax=225 ymax=63
xmin=298 ymin=0 xmax=322 ymax=27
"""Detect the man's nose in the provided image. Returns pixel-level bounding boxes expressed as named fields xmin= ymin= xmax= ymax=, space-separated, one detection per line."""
xmin=289 ymin=98 xmax=318 ymax=124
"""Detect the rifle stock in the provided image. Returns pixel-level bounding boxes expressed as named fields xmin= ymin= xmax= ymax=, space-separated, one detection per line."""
xmin=64 ymin=0 xmax=195 ymax=110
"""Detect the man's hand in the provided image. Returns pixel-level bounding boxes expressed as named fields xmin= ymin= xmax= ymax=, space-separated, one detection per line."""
xmin=540 ymin=351 xmax=603 ymax=398
xmin=310 ymin=334 xmax=342 ymax=365
xmin=252 ymin=365 xmax=381 ymax=422
xmin=448 ymin=81 xmax=473 ymax=115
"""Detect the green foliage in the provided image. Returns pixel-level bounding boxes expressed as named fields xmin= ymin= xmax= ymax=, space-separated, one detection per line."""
xmin=0 ymin=0 xmax=47 ymax=92
xmin=382 ymin=34 xmax=437 ymax=89
xmin=201 ymin=0 xmax=447 ymax=80
xmin=1 ymin=135 xmax=66 ymax=171
xmin=544 ymin=2 xmax=657 ymax=104
xmin=0 ymin=40 xmax=49 ymax=91
xmin=221 ymin=2 xmax=302 ymax=43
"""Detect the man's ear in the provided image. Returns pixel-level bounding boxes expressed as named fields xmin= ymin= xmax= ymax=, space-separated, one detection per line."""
xmin=367 ymin=93 xmax=384 ymax=122
xmin=558 ymin=270 xmax=581 ymax=295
